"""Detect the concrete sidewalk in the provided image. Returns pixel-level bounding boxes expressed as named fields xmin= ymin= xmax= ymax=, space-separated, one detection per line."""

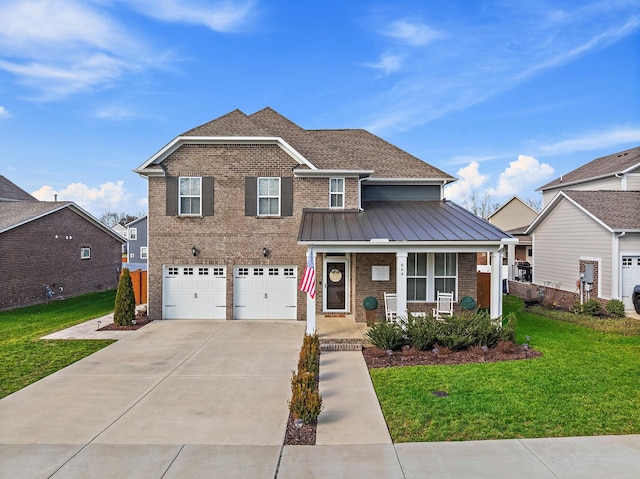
xmin=2 ymin=319 xmax=640 ymax=478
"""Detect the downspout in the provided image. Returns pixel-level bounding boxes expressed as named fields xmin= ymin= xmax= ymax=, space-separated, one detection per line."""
xmin=358 ymin=177 xmax=366 ymax=211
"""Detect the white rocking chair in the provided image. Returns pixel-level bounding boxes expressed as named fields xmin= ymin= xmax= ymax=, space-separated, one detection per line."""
xmin=384 ymin=292 xmax=398 ymax=323
xmin=432 ymin=291 xmax=454 ymax=320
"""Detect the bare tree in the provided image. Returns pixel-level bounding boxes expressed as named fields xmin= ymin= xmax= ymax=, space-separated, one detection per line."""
xmin=524 ymin=196 xmax=542 ymax=212
xmin=100 ymin=211 xmax=144 ymax=227
xmin=459 ymin=191 xmax=500 ymax=219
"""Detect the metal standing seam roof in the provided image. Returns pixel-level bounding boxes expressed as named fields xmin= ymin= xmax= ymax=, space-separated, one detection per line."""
xmin=298 ymin=201 xmax=512 ymax=243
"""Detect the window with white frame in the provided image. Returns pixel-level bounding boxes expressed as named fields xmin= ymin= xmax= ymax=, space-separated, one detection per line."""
xmin=407 ymin=253 xmax=428 ymax=301
xmin=329 ymin=178 xmax=345 ymax=208
xmin=179 ymin=177 xmax=202 ymax=215
xmin=257 ymin=177 xmax=280 ymax=216
xmin=81 ymin=247 xmax=91 ymax=259
xmin=128 ymin=227 xmax=137 ymax=240
xmin=434 ymin=253 xmax=457 ymax=299
xmin=140 ymin=247 xmax=148 ymax=259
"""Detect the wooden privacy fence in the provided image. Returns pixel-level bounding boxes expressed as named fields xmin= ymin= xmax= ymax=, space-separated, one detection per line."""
xmin=123 ymin=269 xmax=147 ymax=305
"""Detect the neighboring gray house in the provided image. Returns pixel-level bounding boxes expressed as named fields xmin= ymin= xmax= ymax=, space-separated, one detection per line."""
xmin=0 ymin=176 xmax=125 ymax=310
xmin=522 ymin=146 xmax=640 ymax=311
xmin=125 ymin=215 xmax=147 ymax=271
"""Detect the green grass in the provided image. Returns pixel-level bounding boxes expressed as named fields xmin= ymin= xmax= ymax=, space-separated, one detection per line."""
xmin=369 ymin=295 xmax=640 ymax=442
xmin=0 ymin=290 xmax=117 ymax=399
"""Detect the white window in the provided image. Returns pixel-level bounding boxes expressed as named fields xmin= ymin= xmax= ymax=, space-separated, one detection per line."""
xmin=330 ymin=178 xmax=344 ymax=208
xmin=140 ymin=247 xmax=148 ymax=259
xmin=128 ymin=227 xmax=137 ymax=240
xmin=407 ymin=253 xmax=428 ymax=301
xmin=179 ymin=177 xmax=202 ymax=215
xmin=257 ymin=177 xmax=280 ymax=216
xmin=434 ymin=253 xmax=457 ymax=300
xmin=81 ymin=247 xmax=91 ymax=259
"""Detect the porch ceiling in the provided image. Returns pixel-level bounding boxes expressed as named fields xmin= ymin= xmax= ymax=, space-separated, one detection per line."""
xmin=298 ymin=201 xmax=513 ymax=243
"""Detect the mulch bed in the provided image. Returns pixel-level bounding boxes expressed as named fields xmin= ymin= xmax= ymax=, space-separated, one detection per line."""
xmin=362 ymin=341 xmax=542 ymax=368
xmin=283 ymin=412 xmax=317 ymax=446
xmin=98 ymin=309 xmax=152 ymax=331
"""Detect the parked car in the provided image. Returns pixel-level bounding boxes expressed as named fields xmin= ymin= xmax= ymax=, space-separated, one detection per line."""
xmin=633 ymin=285 xmax=640 ymax=314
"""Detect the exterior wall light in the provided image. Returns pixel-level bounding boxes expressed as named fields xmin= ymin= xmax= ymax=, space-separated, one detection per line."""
xmin=263 ymin=247 xmax=269 ymax=258
xmin=192 ymin=246 xmax=198 ymax=257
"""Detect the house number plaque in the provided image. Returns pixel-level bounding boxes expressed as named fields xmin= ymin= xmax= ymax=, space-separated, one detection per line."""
xmin=371 ymin=266 xmax=390 ymax=281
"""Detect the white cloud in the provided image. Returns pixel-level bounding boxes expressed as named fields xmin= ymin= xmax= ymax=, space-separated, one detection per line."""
xmin=0 ymin=0 xmax=167 ymax=99
xmin=444 ymin=161 xmax=489 ymax=202
xmin=488 ymin=155 xmax=554 ymax=198
xmin=364 ymin=53 xmax=403 ymax=74
xmin=383 ymin=20 xmax=443 ymax=46
xmin=0 ymin=105 xmax=9 ymax=117
xmin=31 ymin=181 xmax=133 ymax=217
xmin=539 ymin=127 xmax=640 ymax=156
xmin=124 ymin=0 xmax=258 ymax=32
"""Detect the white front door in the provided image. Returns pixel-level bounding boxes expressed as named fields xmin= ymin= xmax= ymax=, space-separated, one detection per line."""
xmin=162 ymin=265 xmax=227 ymax=319
xmin=621 ymin=256 xmax=640 ymax=309
xmin=233 ymin=266 xmax=297 ymax=319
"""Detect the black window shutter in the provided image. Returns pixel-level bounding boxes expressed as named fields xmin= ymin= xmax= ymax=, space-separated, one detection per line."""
xmin=245 ymin=177 xmax=257 ymax=216
xmin=166 ymin=176 xmax=178 ymax=216
xmin=202 ymin=177 xmax=214 ymax=216
xmin=281 ymin=177 xmax=293 ymax=216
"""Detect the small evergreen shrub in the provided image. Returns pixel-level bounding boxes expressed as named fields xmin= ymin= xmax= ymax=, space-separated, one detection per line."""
xmin=289 ymin=376 xmax=323 ymax=424
xmin=582 ymin=298 xmax=602 ymax=316
xmin=403 ymin=313 xmax=440 ymax=351
xmin=605 ymin=299 xmax=625 ymax=318
xmin=297 ymin=333 xmax=320 ymax=376
xmin=364 ymin=320 xmax=405 ymax=350
xmin=436 ymin=311 xmax=510 ymax=351
xmin=113 ymin=268 xmax=136 ymax=326
xmin=363 ymin=296 xmax=379 ymax=310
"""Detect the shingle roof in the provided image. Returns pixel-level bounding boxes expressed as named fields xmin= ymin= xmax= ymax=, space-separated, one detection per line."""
xmin=562 ymin=190 xmax=640 ymax=230
xmin=0 ymin=176 xmax=37 ymax=201
xmin=0 ymin=201 xmax=72 ymax=232
xmin=298 ymin=201 xmax=512 ymax=242
xmin=538 ymin=146 xmax=640 ymax=191
xmin=180 ymin=107 xmax=455 ymax=180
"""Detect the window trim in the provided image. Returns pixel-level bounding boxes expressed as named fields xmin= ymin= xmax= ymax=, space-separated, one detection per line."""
xmin=434 ymin=253 xmax=458 ymax=301
xmin=140 ymin=247 xmax=148 ymax=260
xmin=257 ymin=177 xmax=281 ymax=216
xmin=128 ymin=227 xmax=137 ymax=240
xmin=329 ymin=177 xmax=345 ymax=209
xmin=178 ymin=176 xmax=202 ymax=216
xmin=406 ymin=252 xmax=458 ymax=302
xmin=80 ymin=247 xmax=91 ymax=260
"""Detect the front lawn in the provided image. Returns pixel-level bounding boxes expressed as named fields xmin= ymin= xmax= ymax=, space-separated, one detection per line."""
xmin=369 ymin=295 xmax=640 ymax=442
xmin=0 ymin=291 xmax=117 ymax=399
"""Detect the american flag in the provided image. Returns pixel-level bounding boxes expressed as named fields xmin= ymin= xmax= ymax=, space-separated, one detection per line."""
xmin=299 ymin=247 xmax=316 ymax=299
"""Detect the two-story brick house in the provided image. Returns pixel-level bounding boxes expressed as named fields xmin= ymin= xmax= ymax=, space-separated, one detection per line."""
xmin=134 ymin=108 xmax=514 ymax=331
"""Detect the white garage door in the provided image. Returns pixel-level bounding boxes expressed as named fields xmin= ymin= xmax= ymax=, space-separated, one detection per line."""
xmin=234 ymin=266 xmax=297 ymax=319
xmin=621 ymin=256 xmax=640 ymax=309
xmin=163 ymin=265 xmax=226 ymax=319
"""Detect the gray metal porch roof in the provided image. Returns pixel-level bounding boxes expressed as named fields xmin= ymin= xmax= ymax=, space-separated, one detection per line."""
xmin=298 ymin=201 xmax=512 ymax=243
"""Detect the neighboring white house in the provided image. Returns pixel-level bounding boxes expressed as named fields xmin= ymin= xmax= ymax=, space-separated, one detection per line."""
xmin=525 ymin=146 xmax=640 ymax=311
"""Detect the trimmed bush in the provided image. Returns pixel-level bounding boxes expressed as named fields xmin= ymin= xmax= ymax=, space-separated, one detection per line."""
xmin=113 ymin=269 xmax=136 ymax=326
xmin=364 ymin=320 xmax=405 ymax=351
xmin=289 ymin=374 xmax=323 ymax=424
xmin=605 ymin=299 xmax=625 ymax=318
xmin=436 ymin=311 xmax=510 ymax=351
xmin=298 ymin=333 xmax=320 ymax=376
xmin=582 ymin=298 xmax=603 ymax=316
xmin=403 ymin=313 xmax=440 ymax=351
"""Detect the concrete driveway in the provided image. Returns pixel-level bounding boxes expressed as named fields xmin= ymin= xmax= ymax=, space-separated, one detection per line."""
xmin=0 ymin=320 xmax=306 ymax=478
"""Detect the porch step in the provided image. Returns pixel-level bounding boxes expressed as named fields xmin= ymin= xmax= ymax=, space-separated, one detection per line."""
xmin=319 ymin=338 xmax=364 ymax=352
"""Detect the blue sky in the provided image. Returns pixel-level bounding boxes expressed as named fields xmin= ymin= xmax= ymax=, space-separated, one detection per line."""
xmin=1 ymin=0 xmax=639 ymax=219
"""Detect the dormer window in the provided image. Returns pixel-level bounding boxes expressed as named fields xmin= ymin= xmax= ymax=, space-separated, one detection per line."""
xmin=330 ymin=178 xmax=344 ymax=208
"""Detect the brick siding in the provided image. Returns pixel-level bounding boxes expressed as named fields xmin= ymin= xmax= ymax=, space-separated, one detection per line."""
xmin=0 ymin=208 xmax=122 ymax=310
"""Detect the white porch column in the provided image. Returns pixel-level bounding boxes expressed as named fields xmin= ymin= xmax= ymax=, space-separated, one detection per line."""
xmin=490 ymin=249 xmax=503 ymax=319
xmin=396 ymin=252 xmax=408 ymax=318
xmin=507 ymin=242 xmax=516 ymax=282
xmin=305 ymin=247 xmax=317 ymax=334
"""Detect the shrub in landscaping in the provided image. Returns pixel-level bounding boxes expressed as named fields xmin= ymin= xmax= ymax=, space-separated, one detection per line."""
xmin=289 ymin=334 xmax=322 ymax=424
xmin=113 ymin=269 xmax=136 ymax=326
xmin=364 ymin=320 xmax=405 ymax=350
xmin=289 ymin=373 xmax=323 ymax=424
xmin=297 ymin=333 xmax=320 ymax=376
xmin=605 ymin=299 xmax=625 ymax=318
xmin=581 ymin=298 xmax=603 ymax=316
xmin=403 ymin=313 xmax=440 ymax=351
xmin=436 ymin=311 xmax=511 ymax=351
